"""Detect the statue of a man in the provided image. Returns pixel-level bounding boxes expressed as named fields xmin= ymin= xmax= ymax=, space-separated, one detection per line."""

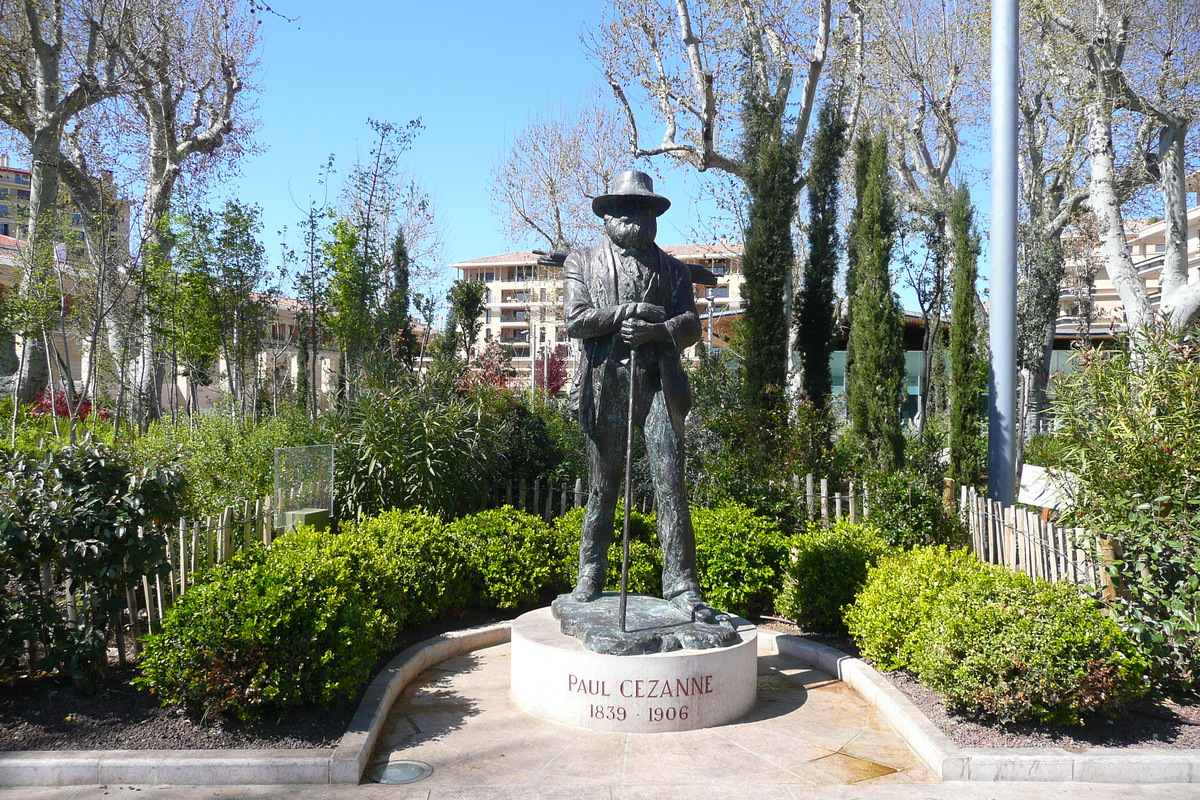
xmin=563 ymin=170 xmax=720 ymax=623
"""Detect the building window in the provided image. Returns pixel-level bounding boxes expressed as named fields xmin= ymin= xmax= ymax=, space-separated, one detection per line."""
xmin=71 ymin=213 xmax=82 ymax=224
xmin=0 ymin=205 xmax=7 ymax=218
xmin=714 ymin=286 xmax=729 ymax=298
xmin=1155 ymin=244 xmax=1166 ymax=252
xmin=13 ymin=174 xmax=29 ymax=185
xmin=0 ymin=189 xmax=8 ymax=200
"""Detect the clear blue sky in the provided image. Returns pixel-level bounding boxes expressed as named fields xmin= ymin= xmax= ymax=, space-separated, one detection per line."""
xmin=230 ymin=0 xmax=635 ymax=296
xmin=228 ymin=0 xmax=991 ymax=310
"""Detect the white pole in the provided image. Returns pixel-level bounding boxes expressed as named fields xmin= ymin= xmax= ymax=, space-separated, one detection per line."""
xmin=988 ymin=0 xmax=1019 ymax=504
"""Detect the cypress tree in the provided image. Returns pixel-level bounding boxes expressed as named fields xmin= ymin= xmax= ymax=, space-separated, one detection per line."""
xmin=846 ymin=130 xmax=905 ymax=472
xmin=948 ymin=183 xmax=984 ymax=486
xmin=740 ymin=71 xmax=798 ymax=418
xmin=796 ymin=93 xmax=848 ymax=408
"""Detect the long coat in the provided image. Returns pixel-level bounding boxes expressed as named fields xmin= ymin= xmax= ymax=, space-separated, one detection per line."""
xmin=562 ymin=240 xmax=701 ymax=438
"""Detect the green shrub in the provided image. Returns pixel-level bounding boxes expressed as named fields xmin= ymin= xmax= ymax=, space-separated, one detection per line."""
xmin=550 ymin=505 xmax=661 ymax=596
xmin=845 ymin=545 xmax=988 ymax=671
xmin=1048 ymin=328 xmax=1200 ymax=690
xmin=911 ymin=576 xmax=1149 ymax=725
xmin=865 ymin=469 xmax=963 ymax=548
xmin=692 ymin=504 xmax=787 ymax=617
xmin=328 ymin=388 xmax=508 ymax=520
xmin=778 ymin=521 xmax=892 ymax=633
xmin=133 ymin=410 xmax=320 ymax=518
xmin=136 ymin=527 xmax=400 ymax=720
xmin=448 ymin=507 xmax=555 ymax=608
xmin=345 ymin=508 xmax=473 ymax=624
xmin=0 ymin=443 xmax=184 ymax=686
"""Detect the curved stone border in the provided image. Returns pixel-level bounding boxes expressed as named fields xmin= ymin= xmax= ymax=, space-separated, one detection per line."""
xmin=0 ymin=622 xmax=511 ymax=787
xmin=764 ymin=630 xmax=1200 ymax=784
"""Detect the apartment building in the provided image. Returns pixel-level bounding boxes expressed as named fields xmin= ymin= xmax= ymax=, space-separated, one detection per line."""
xmin=0 ymin=155 xmax=132 ymax=244
xmin=450 ymin=243 xmax=745 ymax=384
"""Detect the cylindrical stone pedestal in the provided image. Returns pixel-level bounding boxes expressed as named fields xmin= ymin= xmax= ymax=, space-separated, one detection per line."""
xmin=510 ymin=606 xmax=757 ymax=733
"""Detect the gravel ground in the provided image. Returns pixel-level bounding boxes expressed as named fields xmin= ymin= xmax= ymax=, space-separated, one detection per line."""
xmin=3 ymin=617 xmax=1198 ymax=752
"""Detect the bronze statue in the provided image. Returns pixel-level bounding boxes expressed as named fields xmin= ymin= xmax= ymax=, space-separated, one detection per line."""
xmin=561 ymin=170 xmax=722 ymax=626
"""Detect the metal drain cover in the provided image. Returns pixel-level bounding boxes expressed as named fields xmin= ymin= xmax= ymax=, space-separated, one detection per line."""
xmin=371 ymin=758 xmax=433 ymax=784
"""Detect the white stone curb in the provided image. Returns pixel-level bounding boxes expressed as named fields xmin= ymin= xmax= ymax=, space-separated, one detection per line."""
xmin=0 ymin=621 xmax=512 ymax=787
xmin=763 ymin=631 xmax=1200 ymax=784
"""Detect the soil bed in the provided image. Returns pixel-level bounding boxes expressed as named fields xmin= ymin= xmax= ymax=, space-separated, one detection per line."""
xmin=761 ymin=621 xmax=1200 ymax=751
xmin=4 ymin=616 xmax=1198 ymax=752
xmin=0 ymin=610 xmax=507 ymax=752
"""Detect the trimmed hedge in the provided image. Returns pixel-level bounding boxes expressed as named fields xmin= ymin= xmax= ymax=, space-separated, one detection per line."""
xmin=845 ymin=545 xmax=1149 ymax=725
xmin=550 ymin=505 xmax=662 ymax=597
xmin=777 ymin=521 xmax=892 ymax=632
xmin=447 ymin=506 xmax=556 ymax=609
xmin=844 ymin=546 xmax=987 ymax=671
xmin=135 ymin=528 xmax=400 ymax=720
xmin=692 ymin=504 xmax=788 ymax=617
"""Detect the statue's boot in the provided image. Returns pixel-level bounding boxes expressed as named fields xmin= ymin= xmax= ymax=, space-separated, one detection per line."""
xmin=669 ymin=590 xmax=729 ymax=624
xmin=571 ymin=575 xmax=602 ymax=603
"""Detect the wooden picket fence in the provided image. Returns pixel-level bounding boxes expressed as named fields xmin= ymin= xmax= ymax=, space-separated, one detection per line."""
xmin=960 ymin=484 xmax=1109 ymax=595
xmin=105 ymin=496 xmax=278 ymax=665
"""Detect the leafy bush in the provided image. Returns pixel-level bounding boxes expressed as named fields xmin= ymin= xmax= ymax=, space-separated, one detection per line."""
xmin=345 ymin=508 xmax=474 ymax=624
xmin=692 ymin=504 xmax=787 ymax=617
xmin=845 ymin=546 xmax=988 ymax=671
xmin=1091 ymin=492 xmax=1200 ymax=692
xmin=0 ymin=443 xmax=184 ymax=686
xmin=134 ymin=409 xmax=320 ymax=517
xmin=778 ymin=521 xmax=892 ymax=632
xmin=0 ymin=398 xmax=116 ymax=459
xmin=865 ymin=469 xmax=963 ymax=548
xmin=911 ymin=576 xmax=1149 ymax=725
xmin=550 ymin=505 xmax=662 ymax=596
xmin=328 ymin=388 xmax=508 ymax=520
xmin=448 ymin=507 xmax=555 ymax=608
xmin=136 ymin=527 xmax=400 ymax=720
xmin=1048 ymin=328 xmax=1200 ymax=691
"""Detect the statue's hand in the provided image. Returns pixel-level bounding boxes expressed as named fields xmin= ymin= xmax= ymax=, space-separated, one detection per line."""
xmin=633 ymin=303 xmax=667 ymax=323
xmin=621 ymin=318 xmax=668 ymax=346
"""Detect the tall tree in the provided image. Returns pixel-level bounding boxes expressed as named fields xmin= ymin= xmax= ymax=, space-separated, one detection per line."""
xmin=796 ymin=93 xmax=848 ymax=408
xmin=846 ymin=131 xmax=904 ymax=472
xmin=740 ymin=65 xmax=798 ymax=418
xmin=444 ymin=279 xmax=487 ymax=364
xmin=947 ymin=184 xmax=983 ymax=486
xmin=324 ymin=217 xmax=373 ymax=400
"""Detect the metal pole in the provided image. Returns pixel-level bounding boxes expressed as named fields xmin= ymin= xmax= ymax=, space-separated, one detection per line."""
xmin=988 ymin=0 xmax=1018 ymax=504
xmin=619 ymin=350 xmax=637 ymax=633
xmin=706 ymin=289 xmax=715 ymax=349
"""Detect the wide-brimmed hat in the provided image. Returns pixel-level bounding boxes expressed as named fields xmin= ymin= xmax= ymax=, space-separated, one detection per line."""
xmin=592 ymin=170 xmax=671 ymax=218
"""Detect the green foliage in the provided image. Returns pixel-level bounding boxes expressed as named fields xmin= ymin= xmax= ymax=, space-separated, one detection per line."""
xmin=911 ymin=576 xmax=1149 ymax=725
xmin=845 ymin=131 xmax=904 ymax=472
xmin=845 ymin=546 xmax=989 ymax=671
xmin=846 ymin=547 xmax=1148 ymax=724
xmin=550 ymin=505 xmax=661 ymax=596
xmin=0 ymin=399 xmax=115 ymax=459
xmin=324 ymin=217 xmax=375 ymax=388
xmin=947 ymin=184 xmax=984 ymax=486
xmin=740 ymin=63 xmax=798 ymax=418
xmin=686 ymin=346 xmax=842 ymax=528
xmin=864 ymin=469 xmax=964 ymax=548
xmin=778 ymin=521 xmax=893 ymax=633
xmin=135 ymin=528 xmax=400 ymax=720
xmin=345 ymin=508 xmax=474 ymax=624
xmin=0 ymin=443 xmax=184 ymax=685
xmin=447 ymin=507 xmax=555 ymax=609
xmin=1048 ymin=328 xmax=1200 ymax=690
xmin=692 ymin=504 xmax=788 ymax=617
xmin=797 ymin=92 xmax=848 ymax=409
xmin=445 ymin=279 xmax=488 ymax=362
xmin=328 ymin=385 xmax=507 ymax=520
xmin=133 ymin=410 xmax=322 ymax=518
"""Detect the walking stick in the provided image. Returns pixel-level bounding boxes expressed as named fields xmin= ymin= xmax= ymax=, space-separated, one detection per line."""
xmin=619 ymin=347 xmax=637 ymax=633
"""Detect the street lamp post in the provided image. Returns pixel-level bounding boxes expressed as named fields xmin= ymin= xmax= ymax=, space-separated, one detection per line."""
xmin=706 ymin=288 xmax=715 ymax=349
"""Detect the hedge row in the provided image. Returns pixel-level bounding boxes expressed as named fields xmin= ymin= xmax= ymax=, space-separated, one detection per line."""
xmin=136 ymin=503 xmax=786 ymax=720
xmin=845 ymin=547 xmax=1149 ymax=725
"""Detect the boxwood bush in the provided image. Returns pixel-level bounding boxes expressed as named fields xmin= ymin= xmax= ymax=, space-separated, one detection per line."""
xmin=345 ymin=508 xmax=475 ymax=624
xmin=447 ymin=507 xmax=555 ymax=609
xmin=550 ymin=505 xmax=662 ymax=597
xmin=844 ymin=546 xmax=988 ymax=671
xmin=692 ymin=504 xmax=787 ymax=617
xmin=911 ymin=576 xmax=1149 ymax=725
xmin=136 ymin=527 xmax=401 ymax=720
xmin=777 ymin=521 xmax=892 ymax=633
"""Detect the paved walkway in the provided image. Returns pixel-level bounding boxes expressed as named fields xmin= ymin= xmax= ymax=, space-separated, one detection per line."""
xmin=3 ymin=639 xmax=1198 ymax=799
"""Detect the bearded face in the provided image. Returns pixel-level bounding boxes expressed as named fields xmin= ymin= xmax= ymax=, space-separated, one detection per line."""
xmin=604 ymin=205 xmax=658 ymax=251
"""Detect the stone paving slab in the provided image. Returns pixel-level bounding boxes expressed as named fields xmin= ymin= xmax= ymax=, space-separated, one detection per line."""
xmin=366 ymin=637 xmax=937 ymax=791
